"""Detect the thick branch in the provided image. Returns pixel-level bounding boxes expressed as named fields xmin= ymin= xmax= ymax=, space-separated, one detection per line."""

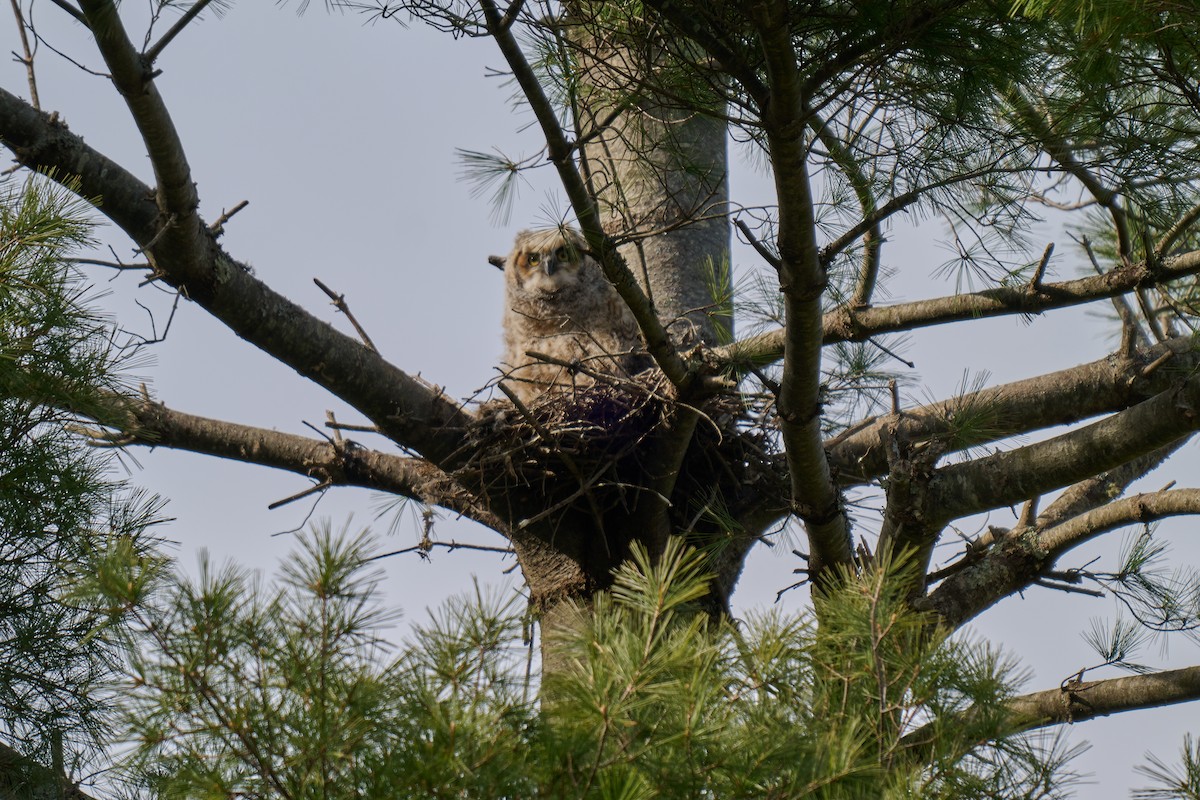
xmin=1039 ymin=488 xmax=1200 ymax=560
xmin=720 ymin=249 xmax=1200 ymax=367
xmin=1034 ymin=438 xmax=1187 ymax=530
xmin=1007 ymin=665 xmax=1200 ymax=731
xmin=78 ymin=0 xmax=203 ymax=263
xmin=923 ymin=481 xmax=1198 ymax=630
xmin=754 ymin=0 xmax=851 ymax=583
xmin=90 ymin=397 xmax=504 ymax=531
xmin=0 ymin=90 xmax=471 ymax=466
xmin=903 ymin=665 xmax=1200 ymax=753
xmin=929 ymin=375 xmax=1200 ymax=523
xmin=922 ymin=438 xmax=1184 ymax=613
xmin=828 ymin=336 xmax=1199 ymax=484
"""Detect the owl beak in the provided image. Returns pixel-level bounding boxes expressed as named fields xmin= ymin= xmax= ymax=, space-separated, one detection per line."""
xmin=543 ymin=257 xmax=557 ymax=277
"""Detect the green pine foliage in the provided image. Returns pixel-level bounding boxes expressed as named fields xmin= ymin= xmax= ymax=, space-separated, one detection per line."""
xmin=94 ymin=529 xmax=1082 ymax=799
xmin=0 ymin=175 xmax=165 ymax=779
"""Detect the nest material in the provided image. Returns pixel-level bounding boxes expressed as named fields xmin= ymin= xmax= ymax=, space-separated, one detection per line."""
xmin=464 ymin=377 xmax=785 ymax=536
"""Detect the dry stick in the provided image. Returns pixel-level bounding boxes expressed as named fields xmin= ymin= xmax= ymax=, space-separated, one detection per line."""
xmin=208 ymin=198 xmax=249 ymax=236
xmin=495 ymin=382 xmax=609 ymax=539
xmin=1029 ymin=242 xmax=1053 ymax=292
xmin=69 ymin=257 xmax=150 ymax=271
xmin=267 ymin=480 xmax=332 ymax=510
xmin=313 ymin=277 xmax=379 ymax=354
xmin=8 ymin=0 xmax=38 ymax=108
xmin=326 ymin=420 xmax=381 ymax=434
xmin=142 ymin=0 xmax=216 ymax=63
xmin=368 ymin=540 xmax=515 ymax=562
xmin=735 ymin=217 xmax=781 ymax=271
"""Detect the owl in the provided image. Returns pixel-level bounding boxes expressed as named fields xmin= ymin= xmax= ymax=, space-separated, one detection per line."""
xmin=501 ymin=227 xmax=644 ymax=405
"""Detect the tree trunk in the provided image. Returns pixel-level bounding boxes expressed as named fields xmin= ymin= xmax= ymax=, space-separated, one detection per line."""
xmin=573 ymin=14 xmax=732 ymax=346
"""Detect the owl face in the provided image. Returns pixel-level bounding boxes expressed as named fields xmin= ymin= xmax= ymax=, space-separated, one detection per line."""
xmin=508 ymin=229 xmax=590 ymax=297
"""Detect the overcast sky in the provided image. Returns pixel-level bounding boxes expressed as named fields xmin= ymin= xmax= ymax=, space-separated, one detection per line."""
xmin=5 ymin=2 xmax=1199 ymax=795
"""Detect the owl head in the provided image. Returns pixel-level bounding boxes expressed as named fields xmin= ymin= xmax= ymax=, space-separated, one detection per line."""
xmin=506 ymin=227 xmax=592 ymax=296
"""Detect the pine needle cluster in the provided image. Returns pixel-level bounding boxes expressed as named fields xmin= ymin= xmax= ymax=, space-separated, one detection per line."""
xmin=90 ymin=530 xmax=1087 ymax=799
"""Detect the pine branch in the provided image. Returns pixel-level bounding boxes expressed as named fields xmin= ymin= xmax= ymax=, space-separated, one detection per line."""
xmin=829 ymin=336 xmax=1200 ymax=484
xmin=75 ymin=395 xmax=505 ymax=532
xmin=751 ymin=0 xmax=852 ymax=585
xmin=0 ymin=737 xmax=95 ymax=799
xmin=903 ymin=665 xmax=1200 ymax=755
xmin=929 ymin=376 xmax=1200 ymax=523
xmin=0 ymin=87 xmax=472 ymax=467
xmin=718 ymin=249 xmax=1200 ymax=367
xmin=1010 ymin=90 xmax=1133 ymax=260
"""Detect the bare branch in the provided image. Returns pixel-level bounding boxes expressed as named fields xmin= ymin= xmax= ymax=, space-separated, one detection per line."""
xmin=923 ymin=449 xmax=1191 ymax=631
xmin=903 ymin=665 xmax=1200 ymax=753
xmin=1035 ymin=439 xmax=1188 ymax=530
xmin=80 ymin=395 xmax=504 ymax=531
xmin=829 ymin=336 xmax=1199 ymax=484
xmin=313 ymin=277 xmax=379 ymax=354
xmin=8 ymin=0 xmax=39 ymax=108
xmin=1039 ymin=488 xmax=1200 ymax=559
xmin=0 ymin=82 xmax=472 ymax=467
xmin=719 ymin=249 xmax=1200 ymax=367
xmin=143 ymin=0 xmax=215 ymax=64
xmin=929 ymin=375 xmax=1200 ymax=523
xmin=208 ymin=198 xmax=248 ymax=236
xmin=1007 ymin=665 xmax=1200 ymax=731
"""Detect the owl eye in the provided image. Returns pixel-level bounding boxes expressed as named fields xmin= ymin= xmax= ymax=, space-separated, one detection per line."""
xmin=553 ymin=246 xmax=573 ymax=262
xmin=527 ymin=253 xmax=541 ymax=267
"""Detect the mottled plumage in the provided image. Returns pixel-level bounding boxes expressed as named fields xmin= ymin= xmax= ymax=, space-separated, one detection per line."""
xmin=501 ymin=228 xmax=643 ymax=404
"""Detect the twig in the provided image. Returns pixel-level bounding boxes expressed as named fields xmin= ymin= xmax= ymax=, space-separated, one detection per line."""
xmin=735 ymin=217 xmax=781 ymax=271
xmin=208 ymin=199 xmax=248 ymax=237
xmin=868 ymin=338 xmax=915 ymax=369
xmin=325 ymin=420 xmax=381 ymax=434
xmin=69 ymin=257 xmax=150 ymax=271
xmin=325 ymin=410 xmax=343 ymax=443
xmin=8 ymin=0 xmax=39 ymax=108
xmin=496 ymin=381 xmax=610 ymax=538
xmin=367 ymin=540 xmax=515 ymax=562
xmin=1029 ymin=242 xmax=1053 ymax=292
xmin=143 ymin=0 xmax=215 ymax=63
xmin=267 ymin=480 xmax=332 ymax=510
xmin=1033 ymin=578 xmax=1105 ymax=598
xmin=313 ymin=277 xmax=379 ymax=353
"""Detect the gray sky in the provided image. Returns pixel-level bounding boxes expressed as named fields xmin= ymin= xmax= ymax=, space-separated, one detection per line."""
xmin=5 ymin=2 xmax=1199 ymax=795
